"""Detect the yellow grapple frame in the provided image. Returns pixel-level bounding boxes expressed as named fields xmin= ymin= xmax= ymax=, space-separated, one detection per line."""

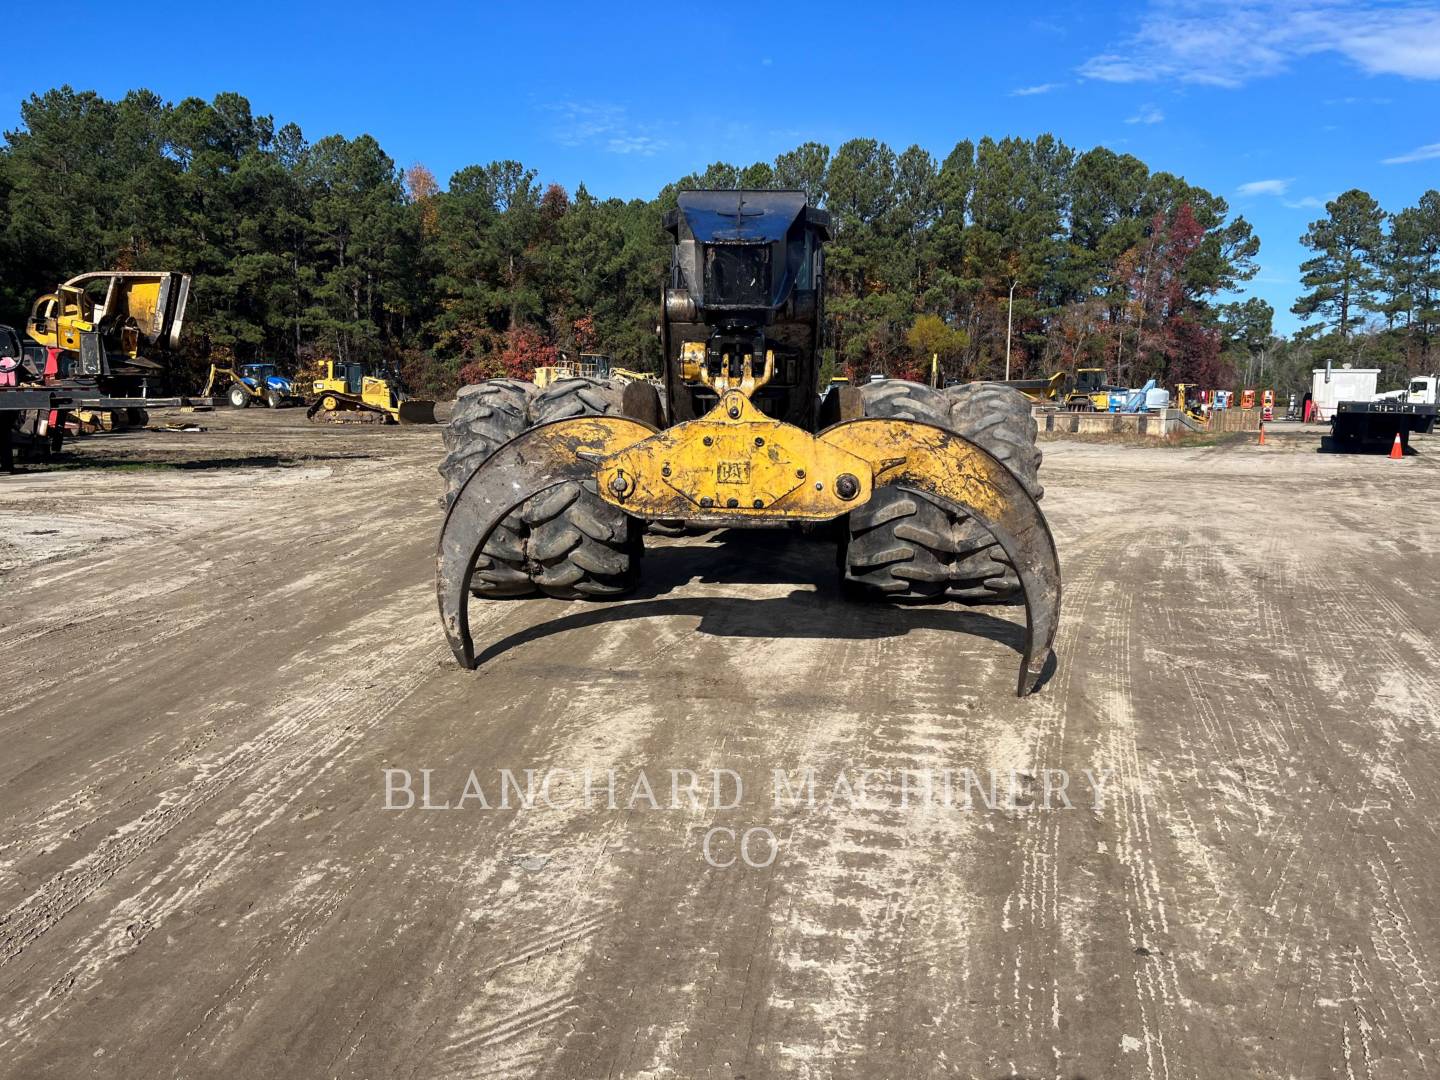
xmin=438 ymin=360 xmax=1061 ymax=696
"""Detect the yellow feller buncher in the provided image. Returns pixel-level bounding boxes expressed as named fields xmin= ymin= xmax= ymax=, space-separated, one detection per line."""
xmin=306 ymin=360 xmax=435 ymax=424
xmin=438 ymin=191 xmax=1060 ymax=695
xmin=25 ymin=271 xmax=189 ymax=373
xmin=3 ymin=270 xmax=190 ymax=462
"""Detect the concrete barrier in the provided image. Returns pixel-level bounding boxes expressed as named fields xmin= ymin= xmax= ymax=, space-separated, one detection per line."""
xmin=1034 ymin=408 xmax=1182 ymax=437
xmin=1033 ymin=406 xmax=1261 ymax=437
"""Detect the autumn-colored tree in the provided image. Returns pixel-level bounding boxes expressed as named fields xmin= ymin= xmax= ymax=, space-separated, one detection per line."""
xmin=404 ymin=163 xmax=440 ymax=238
xmin=1113 ymin=205 xmax=1224 ymax=386
xmin=495 ymin=324 xmax=556 ymax=380
xmin=572 ymin=314 xmax=597 ymax=352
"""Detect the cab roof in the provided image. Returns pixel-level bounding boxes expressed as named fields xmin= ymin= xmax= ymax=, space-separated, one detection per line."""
xmin=665 ymin=190 xmax=830 ymax=243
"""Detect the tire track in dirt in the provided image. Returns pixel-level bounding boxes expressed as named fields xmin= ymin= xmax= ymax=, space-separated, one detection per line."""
xmin=931 ymin=519 xmax=1114 ymax=1077
xmin=759 ymin=649 xmax=974 ymax=1077
xmin=396 ymin=606 xmax=729 ymax=1080
xmin=0 ymin=595 xmax=448 ymax=1047
xmin=1096 ymin=577 xmax=1181 ymax=1080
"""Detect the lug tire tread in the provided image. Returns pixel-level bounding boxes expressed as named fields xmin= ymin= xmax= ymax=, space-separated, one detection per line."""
xmin=523 ymin=377 xmax=640 ymax=599
xmin=942 ymin=382 xmax=1044 ymax=601
xmin=439 ymin=378 xmax=538 ymax=597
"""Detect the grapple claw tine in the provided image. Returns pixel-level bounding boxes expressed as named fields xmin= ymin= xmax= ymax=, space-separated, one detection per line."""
xmin=820 ymin=419 xmax=1061 ymax=697
xmin=437 ymin=417 xmax=655 ymax=668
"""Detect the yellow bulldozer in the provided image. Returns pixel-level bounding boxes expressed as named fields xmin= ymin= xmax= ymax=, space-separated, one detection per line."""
xmin=306 ymin=360 xmax=435 ymax=424
xmin=438 ymin=191 xmax=1060 ymax=696
xmin=1062 ymin=367 xmax=1114 ymax=412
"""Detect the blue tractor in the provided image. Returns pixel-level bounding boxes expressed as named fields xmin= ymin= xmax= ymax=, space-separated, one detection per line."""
xmin=202 ymin=361 xmax=302 ymax=409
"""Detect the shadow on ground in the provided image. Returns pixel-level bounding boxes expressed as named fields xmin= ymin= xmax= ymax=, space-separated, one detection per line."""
xmin=5 ymin=451 xmax=376 ymax=473
xmin=1317 ymin=435 xmax=1420 ymax=455
xmin=470 ymin=529 xmax=1053 ymax=691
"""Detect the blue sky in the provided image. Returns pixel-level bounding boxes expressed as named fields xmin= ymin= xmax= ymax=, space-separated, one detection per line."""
xmin=5 ymin=0 xmax=1440 ymax=335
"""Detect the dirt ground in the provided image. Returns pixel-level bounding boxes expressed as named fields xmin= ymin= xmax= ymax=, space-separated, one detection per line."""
xmin=1 ymin=406 xmax=1438 ymax=1079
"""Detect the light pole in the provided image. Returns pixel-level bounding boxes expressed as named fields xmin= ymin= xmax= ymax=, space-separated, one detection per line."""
xmin=1005 ymin=278 xmax=1018 ymax=382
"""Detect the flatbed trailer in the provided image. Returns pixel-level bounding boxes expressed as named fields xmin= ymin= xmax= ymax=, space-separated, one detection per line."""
xmin=1 ymin=384 xmax=187 ymax=472
xmin=1331 ymin=398 xmax=1438 ymax=448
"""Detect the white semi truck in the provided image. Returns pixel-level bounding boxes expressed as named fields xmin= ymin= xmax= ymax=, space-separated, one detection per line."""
xmin=1376 ymin=374 xmax=1438 ymax=406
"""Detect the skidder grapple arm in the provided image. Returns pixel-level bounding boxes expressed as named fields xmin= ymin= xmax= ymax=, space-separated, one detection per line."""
xmin=438 ymin=376 xmax=1059 ymax=696
xmin=437 ymin=189 xmax=1060 ymax=697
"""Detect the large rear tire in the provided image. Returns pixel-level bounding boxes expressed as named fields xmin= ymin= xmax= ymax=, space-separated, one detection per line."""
xmin=943 ymin=383 xmax=1043 ymax=603
xmin=440 ymin=380 xmax=536 ymax=502
xmin=840 ymin=380 xmax=957 ymax=600
xmin=439 ymin=379 xmax=538 ymax=597
xmin=838 ymin=379 xmax=1044 ymax=605
xmin=521 ymin=377 xmax=641 ymax=599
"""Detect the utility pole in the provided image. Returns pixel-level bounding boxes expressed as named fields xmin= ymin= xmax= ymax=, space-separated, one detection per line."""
xmin=1005 ymin=278 xmax=1018 ymax=381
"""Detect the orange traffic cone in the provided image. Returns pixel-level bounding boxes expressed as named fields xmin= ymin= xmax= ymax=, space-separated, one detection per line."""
xmin=1390 ymin=432 xmax=1404 ymax=459
xmin=1258 ymin=424 xmax=1266 ymax=446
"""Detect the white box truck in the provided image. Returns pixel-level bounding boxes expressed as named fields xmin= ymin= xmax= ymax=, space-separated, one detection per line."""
xmin=1311 ymin=363 xmax=1378 ymax=421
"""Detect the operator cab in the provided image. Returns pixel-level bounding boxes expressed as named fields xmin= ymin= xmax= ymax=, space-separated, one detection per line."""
xmin=661 ymin=190 xmax=830 ymax=429
xmin=336 ymin=361 xmax=366 ymax=395
xmin=240 ymin=362 xmax=278 ymax=385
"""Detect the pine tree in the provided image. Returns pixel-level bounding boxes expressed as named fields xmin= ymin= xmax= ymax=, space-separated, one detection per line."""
xmin=1292 ymin=189 xmax=1385 ymax=341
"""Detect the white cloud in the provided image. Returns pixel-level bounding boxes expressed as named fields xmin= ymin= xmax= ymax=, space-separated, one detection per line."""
xmin=1011 ymin=82 xmax=1062 ymax=96
xmin=1125 ymin=104 xmax=1165 ymax=124
xmin=606 ymin=135 xmax=665 ymax=156
xmin=1382 ymin=140 xmax=1440 ymax=164
xmin=1230 ymin=177 xmax=1331 ymax=207
xmin=1081 ymin=53 xmax=1162 ymax=84
xmin=545 ymin=101 xmax=669 ymax=155
xmin=1081 ymin=1 xmax=1440 ymax=87
xmin=1237 ymin=178 xmax=1292 ymax=195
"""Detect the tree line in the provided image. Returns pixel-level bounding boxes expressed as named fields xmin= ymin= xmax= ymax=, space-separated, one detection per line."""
xmin=18 ymin=85 xmax=1424 ymax=399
